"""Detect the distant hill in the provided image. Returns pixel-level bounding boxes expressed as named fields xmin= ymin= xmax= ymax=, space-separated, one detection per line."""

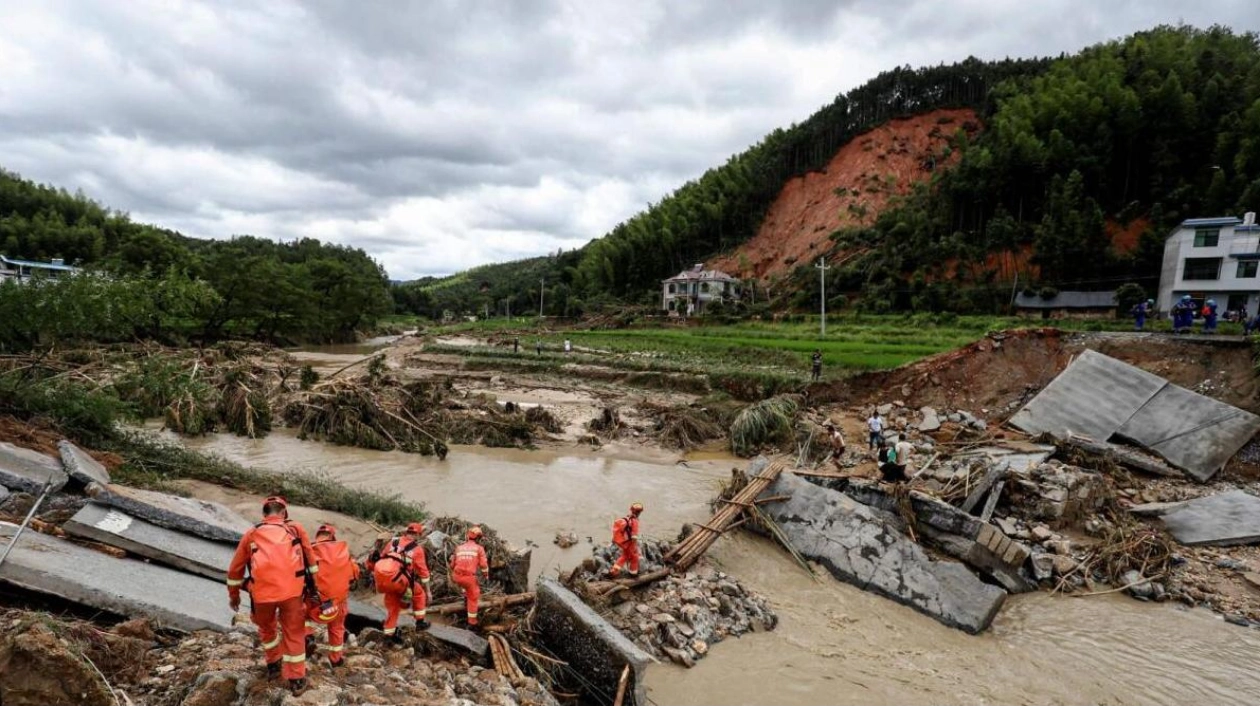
xmin=414 ymin=24 xmax=1260 ymax=317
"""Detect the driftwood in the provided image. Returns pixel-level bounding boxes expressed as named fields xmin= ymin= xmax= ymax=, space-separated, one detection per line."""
xmin=613 ymin=664 xmax=631 ymax=706
xmin=663 ymin=460 xmax=787 ymax=571
xmin=427 ymin=592 xmax=535 ymax=616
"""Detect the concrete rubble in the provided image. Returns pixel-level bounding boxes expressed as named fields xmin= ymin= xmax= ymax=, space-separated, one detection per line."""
xmin=1160 ymin=490 xmax=1260 ymax=546
xmin=87 ymin=482 xmax=252 ymax=543
xmin=534 ymin=577 xmax=653 ymax=705
xmin=57 ymin=439 xmax=111 ymax=487
xmin=0 ymin=442 xmax=68 ymax=495
xmin=758 ymin=473 xmax=1007 ymax=634
xmin=0 ymin=521 xmax=237 ymax=632
xmin=64 ymin=502 xmax=235 ymax=580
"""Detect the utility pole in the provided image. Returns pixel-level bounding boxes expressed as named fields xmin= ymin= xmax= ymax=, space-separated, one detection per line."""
xmin=539 ymin=277 xmax=545 ymax=318
xmin=816 ymin=258 xmax=830 ymax=336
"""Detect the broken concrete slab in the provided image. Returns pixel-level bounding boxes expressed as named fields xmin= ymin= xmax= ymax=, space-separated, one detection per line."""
xmin=534 ymin=577 xmax=652 ymax=705
xmin=88 ymin=483 xmax=251 ymax=543
xmin=761 ymin=474 xmax=1007 ymax=633
xmin=1115 ymin=385 xmax=1260 ymax=482
xmin=57 ymin=440 xmax=110 ymax=486
xmin=1062 ymin=434 xmax=1181 ymax=478
xmin=0 ymin=442 xmax=68 ymax=495
xmin=1010 ymin=350 xmax=1166 ymax=440
xmin=1127 ymin=501 xmax=1188 ymax=517
xmin=425 ymin=624 xmax=490 ymax=658
xmin=1161 ymin=491 xmax=1260 ymax=546
xmin=0 ymin=521 xmax=236 ymax=632
xmin=63 ymin=503 xmax=235 ymax=580
xmin=956 ymin=442 xmax=1055 ymax=474
xmin=0 ymin=486 xmax=8 ymax=504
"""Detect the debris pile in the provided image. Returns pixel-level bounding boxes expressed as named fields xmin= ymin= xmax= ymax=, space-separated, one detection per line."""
xmin=599 ymin=565 xmax=776 ymax=668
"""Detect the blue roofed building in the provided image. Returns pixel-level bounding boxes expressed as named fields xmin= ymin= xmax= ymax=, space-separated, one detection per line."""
xmin=0 ymin=255 xmax=81 ymax=283
xmin=1156 ymin=212 xmax=1260 ymax=318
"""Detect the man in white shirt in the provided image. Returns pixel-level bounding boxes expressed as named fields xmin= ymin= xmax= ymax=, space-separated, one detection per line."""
xmin=866 ymin=412 xmax=884 ymax=451
xmin=895 ymin=437 xmax=915 ymax=477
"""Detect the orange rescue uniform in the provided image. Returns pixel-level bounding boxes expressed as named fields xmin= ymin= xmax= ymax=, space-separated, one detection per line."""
xmin=367 ymin=536 xmax=430 ymax=635
xmin=450 ymin=540 xmax=489 ymax=625
xmin=226 ymin=515 xmax=319 ymax=680
xmin=304 ymin=538 xmax=360 ymax=665
xmin=610 ymin=514 xmax=640 ymax=577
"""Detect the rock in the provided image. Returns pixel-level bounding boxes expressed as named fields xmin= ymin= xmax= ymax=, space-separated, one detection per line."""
xmin=1030 ymin=553 xmax=1055 ymax=582
xmin=1051 ymin=555 xmax=1077 ymax=576
xmin=691 ymin=639 xmax=708 ymax=655
xmin=1243 ymin=572 xmax=1260 ymax=591
xmin=58 ymin=440 xmax=111 ymax=487
xmin=156 ymin=664 xmax=176 ymax=674
xmin=1121 ymin=570 xmax=1155 ymax=600
xmin=759 ymin=472 xmax=1006 ymax=633
xmin=0 ymin=485 xmax=8 ymax=504
xmin=948 ymin=413 xmax=962 ymax=423
xmin=0 ymin=623 xmax=111 ymax=705
xmin=995 ymin=517 xmax=1020 ymax=537
xmin=424 ymin=530 xmax=449 ymax=551
xmin=877 ymin=404 xmax=893 ymax=416
xmin=662 ymin=647 xmax=695 ymax=668
xmin=284 ymin=685 xmax=342 ymax=705
xmin=554 ymin=532 xmax=578 ymax=548
xmin=1030 ymin=525 xmax=1055 ymax=543
xmin=651 ymin=613 xmax=676 ymax=624
xmin=1225 ymin=614 xmax=1252 ymax=627
xmin=1046 ymin=539 xmax=1073 ymax=556
xmin=182 ymin=671 xmax=241 ymax=706
xmin=115 ymin=617 xmax=157 ymax=642
xmin=919 ymin=413 xmax=941 ymax=433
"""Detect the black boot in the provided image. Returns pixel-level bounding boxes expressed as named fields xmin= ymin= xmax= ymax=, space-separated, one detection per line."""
xmin=305 ymin=635 xmax=317 ymax=658
xmin=289 ymin=678 xmax=308 ymax=696
xmin=266 ymin=661 xmax=281 ymax=680
xmin=415 ymin=619 xmax=431 ymax=631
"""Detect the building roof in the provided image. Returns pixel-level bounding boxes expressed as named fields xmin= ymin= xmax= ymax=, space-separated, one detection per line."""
xmin=0 ymin=255 xmax=78 ymax=272
xmin=662 ymin=265 xmax=737 ymax=283
xmin=1013 ymin=290 xmax=1116 ymax=309
xmin=1179 ymin=217 xmax=1242 ymax=228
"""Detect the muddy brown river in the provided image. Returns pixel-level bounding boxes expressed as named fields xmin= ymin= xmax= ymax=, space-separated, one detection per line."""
xmin=183 ymin=431 xmax=1260 ymax=704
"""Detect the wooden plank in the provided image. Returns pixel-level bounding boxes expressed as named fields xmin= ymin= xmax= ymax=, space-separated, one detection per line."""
xmin=978 ymin=480 xmax=1005 ymax=523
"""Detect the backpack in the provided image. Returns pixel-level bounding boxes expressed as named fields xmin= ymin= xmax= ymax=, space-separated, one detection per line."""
xmin=246 ymin=520 xmax=307 ymax=602
xmin=612 ymin=515 xmax=634 ymax=545
xmin=372 ymin=538 xmax=417 ymax=595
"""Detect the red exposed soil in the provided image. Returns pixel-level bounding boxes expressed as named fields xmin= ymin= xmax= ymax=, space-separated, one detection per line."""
xmin=1107 ymin=217 xmax=1150 ymax=255
xmin=709 ymin=108 xmax=979 ymax=281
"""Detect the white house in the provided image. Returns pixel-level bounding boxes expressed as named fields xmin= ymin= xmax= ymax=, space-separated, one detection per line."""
xmin=1157 ymin=213 xmax=1260 ymax=317
xmin=0 ymin=255 xmax=79 ymax=283
xmin=661 ymin=264 xmax=739 ymax=316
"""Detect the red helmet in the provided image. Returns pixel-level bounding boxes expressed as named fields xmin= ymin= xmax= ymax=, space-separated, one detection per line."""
xmin=467 ymin=526 xmax=484 ymax=541
xmin=405 ymin=522 xmax=425 ymax=536
xmin=629 ymin=502 xmax=644 ymax=515
xmin=316 ymin=524 xmax=337 ymax=539
xmin=263 ymin=496 xmax=288 ymax=517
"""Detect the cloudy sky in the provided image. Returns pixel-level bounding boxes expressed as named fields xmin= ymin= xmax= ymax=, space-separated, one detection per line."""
xmin=1 ymin=1 xmax=1256 ymax=279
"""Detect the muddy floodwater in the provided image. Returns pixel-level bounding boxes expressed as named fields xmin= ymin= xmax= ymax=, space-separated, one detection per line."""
xmin=183 ymin=431 xmax=1260 ymax=704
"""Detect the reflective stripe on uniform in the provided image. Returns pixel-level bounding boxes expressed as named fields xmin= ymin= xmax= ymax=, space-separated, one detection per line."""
xmin=226 ymin=578 xmax=244 ymax=587
xmin=468 ymin=612 xmax=478 ymax=619
xmin=421 ymin=577 xmax=430 ymax=584
xmin=262 ymin=635 xmax=283 ymax=650
xmin=307 ymin=565 xmax=319 ymax=574
xmin=412 ymin=611 xmax=426 ymax=619
xmin=326 ymin=644 xmax=345 ymax=653
xmin=383 ymin=627 xmax=395 ymax=635
xmin=282 ymin=654 xmax=306 ymax=664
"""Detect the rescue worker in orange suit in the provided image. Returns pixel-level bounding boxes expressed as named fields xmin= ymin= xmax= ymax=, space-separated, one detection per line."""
xmin=303 ymin=524 xmax=360 ymax=667
xmin=367 ymin=522 xmax=431 ymax=641
xmin=226 ymin=496 xmax=319 ymax=695
xmin=450 ymin=526 xmax=490 ymax=628
xmin=609 ymin=502 xmax=644 ymax=578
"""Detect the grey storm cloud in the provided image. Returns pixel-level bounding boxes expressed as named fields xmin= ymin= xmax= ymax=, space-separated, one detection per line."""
xmin=1 ymin=0 xmax=1257 ymax=279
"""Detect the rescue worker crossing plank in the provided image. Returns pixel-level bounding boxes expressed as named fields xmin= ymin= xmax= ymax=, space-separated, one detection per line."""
xmin=451 ymin=526 xmax=490 ymax=628
xmin=226 ymin=496 xmax=319 ymax=696
xmin=609 ymin=502 xmax=644 ymax=578
xmin=367 ymin=522 xmax=431 ymax=640
xmin=304 ymin=524 xmax=359 ymax=667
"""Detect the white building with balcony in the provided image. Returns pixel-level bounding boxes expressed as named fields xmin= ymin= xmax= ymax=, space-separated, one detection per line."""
xmin=1157 ymin=213 xmax=1260 ymax=317
xmin=661 ymin=264 xmax=739 ymax=316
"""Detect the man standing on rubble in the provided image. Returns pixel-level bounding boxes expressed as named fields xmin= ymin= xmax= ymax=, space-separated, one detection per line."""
xmin=226 ymin=496 xmax=319 ymax=696
xmin=895 ymin=435 xmax=916 ymax=478
xmin=366 ymin=522 xmax=431 ymax=642
xmin=866 ymin=410 xmax=884 ymax=451
xmin=304 ymin=524 xmax=359 ymax=668
xmin=451 ymin=526 xmax=490 ymax=628
xmin=609 ymin=502 xmax=644 ymax=579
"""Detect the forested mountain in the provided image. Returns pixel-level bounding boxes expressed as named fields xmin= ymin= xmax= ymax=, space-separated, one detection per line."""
xmin=0 ymin=169 xmax=391 ymax=345
xmin=409 ymin=24 xmax=1260 ymax=317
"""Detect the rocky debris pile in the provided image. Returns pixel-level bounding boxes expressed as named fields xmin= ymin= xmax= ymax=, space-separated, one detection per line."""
xmin=580 ymin=538 xmax=669 ymax=577
xmin=872 ymin=402 xmax=989 ymax=438
xmin=0 ymin=609 xmax=555 ymax=706
xmin=599 ymin=564 xmax=776 ymax=667
xmin=1006 ymin=461 xmax=1108 ymax=524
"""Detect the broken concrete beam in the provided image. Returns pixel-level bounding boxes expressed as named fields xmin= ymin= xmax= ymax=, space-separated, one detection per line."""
xmin=1161 ymin=491 xmax=1260 ymax=546
xmin=0 ymin=521 xmax=236 ymax=632
xmin=979 ymin=480 xmax=1005 ymax=523
xmin=342 ymin=598 xmax=490 ymax=658
xmin=63 ymin=503 xmax=235 ymax=580
xmin=760 ymin=474 xmax=1007 ymax=633
xmin=87 ymin=483 xmax=251 ymax=543
xmin=57 ymin=440 xmax=111 ymax=486
xmin=0 ymin=442 xmax=68 ymax=495
xmin=1126 ymin=500 xmax=1187 ymax=517
xmin=534 ymin=577 xmax=652 ymax=705
xmin=1063 ymin=434 xmax=1181 ymax=478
